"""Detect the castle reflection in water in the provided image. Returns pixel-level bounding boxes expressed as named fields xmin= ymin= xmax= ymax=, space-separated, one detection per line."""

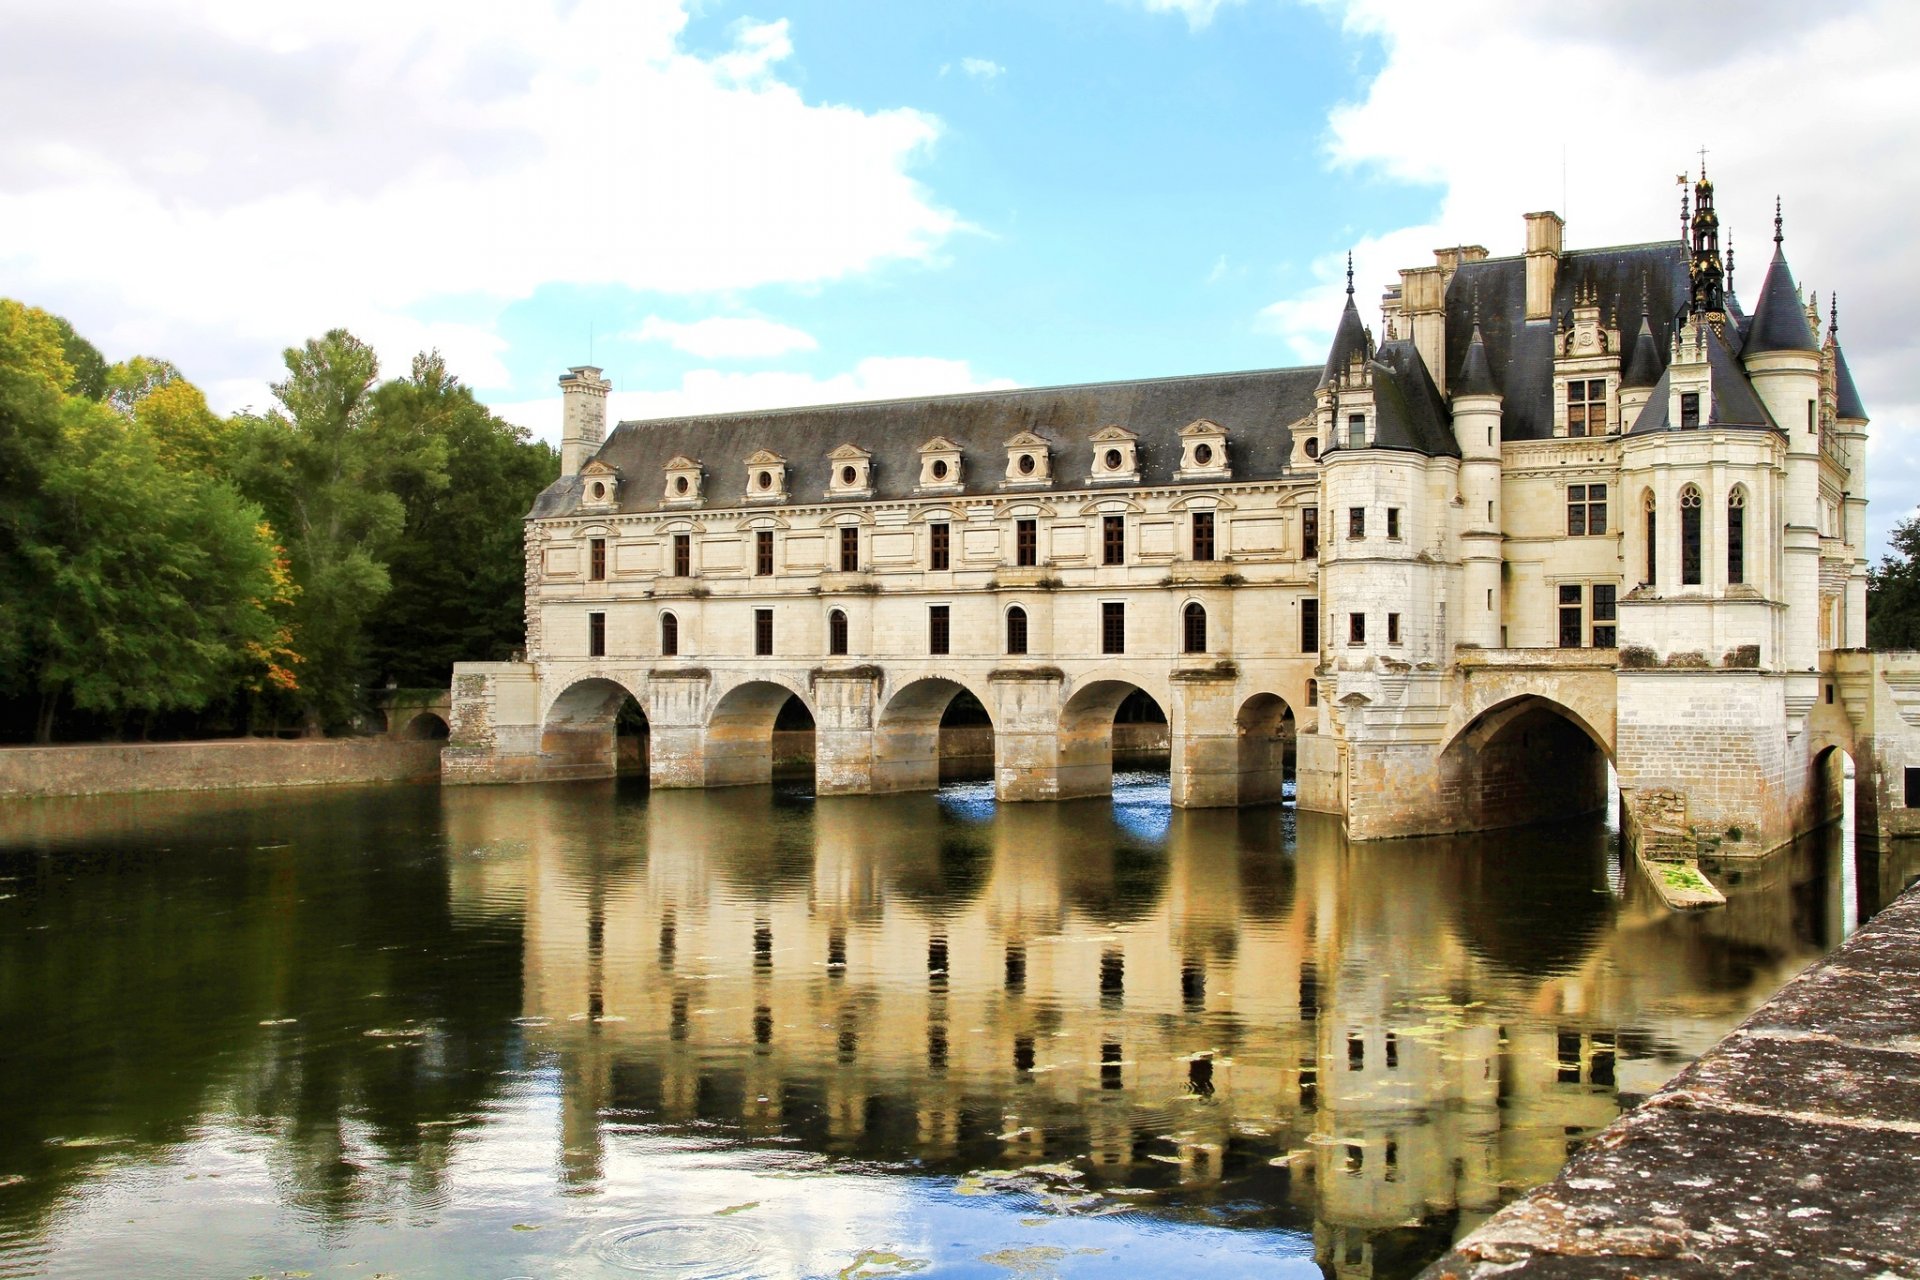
xmin=441 ymin=778 xmax=1879 ymax=1274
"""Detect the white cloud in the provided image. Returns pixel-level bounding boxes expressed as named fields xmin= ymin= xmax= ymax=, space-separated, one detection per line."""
xmin=1134 ymin=0 xmax=1244 ymax=30
xmin=960 ymin=57 xmax=1005 ymax=80
xmin=0 ymin=1 xmax=959 ymax=406
xmin=629 ymin=315 xmax=819 ymax=359
xmin=488 ymin=356 xmax=1017 ymax=447
xmin=1268 ymin=0 xmax=1920 ymax=553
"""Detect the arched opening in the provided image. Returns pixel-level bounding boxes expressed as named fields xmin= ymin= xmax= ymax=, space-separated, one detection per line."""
xmin=1438 ymin=695 xmax=1611 ymax=832
xmin=874 ymin=678 xmax=997 ymax=794
xmin=1727 ymin=486 xmax=1747 ymax=586
xmin=1235 ymin=693 xmax=1296 ymax=807
xmin=401 ymin=711 xmax=450 ymax=740
xmin=1182 ymin=602 xmax=1207 ymax=654
xmin=542 ymin=678 xmax=648 ymax=783
xmin=827 ymin=608 xmax=849 ymax=656
xmin=707 ymin=681 xmax=814 ymax=789
xmin=1005 ymin=605 xmax=1029 ymax=656
xmin=660 ymin=611 xmax=680 ymax=657
xmin=1056 ymin=681 xmax=1169 ymax=800
xmin=1680 ymin=484 xmax=1703 ymax=586
xmin=1812 ymin=743 xmax=1857 ymax=832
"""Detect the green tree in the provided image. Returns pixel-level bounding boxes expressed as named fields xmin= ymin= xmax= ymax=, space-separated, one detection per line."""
xmin=0 ymin=301 xmax=72 ymax=692
xmin=230 ymin=330 xmax=439 ymax=729
xmin=1868 ymin=513 xmax=1920 ymax=650
xmin=108 ymin=357 xmax=238 ymax=475
xmin=46 ymin=313 xmax=108 ymax=401
xmin=363 ymin=353 xmax=559 ymax=686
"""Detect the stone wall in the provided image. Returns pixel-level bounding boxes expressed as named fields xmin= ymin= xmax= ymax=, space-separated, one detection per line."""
xmin=0 ymin=738 xmax=443 ymax=799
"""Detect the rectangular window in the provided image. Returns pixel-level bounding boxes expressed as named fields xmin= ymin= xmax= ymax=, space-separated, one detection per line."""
xmin=754 ymin=607 xmax=773 ymax=656
xmin=1592 ymin=584 xmax=1617 ymax=648
xmin=1102 ymin=515 xmax=1125 ymax=566
xmin=588 ymin=611 xmax=606 ymax=658
xmin=839 ymin=526 xmax=859 ymax=572
xmin=1386 ymin=507 xmax=1401 ymax=539
xmin=755 ymin=529 xmax=773 ymax=576
xmin=1808 ymin=399 xmax=1817 ymax=435
xmin=1301 ymin=597 xmax=1319 ymax=653
xmin=1387 ymin=612 xmax=1401 ymax=644
xmin=929 ymin=605 xmax=950 ymax=656
xmin=1567 ymin=483 xmax=1608 ymax=536
xmin=1191 ymin=510 xmax=1215 ymax=562
xmin=1558 ymin=584 xmax=1583 ymax=649
xmin=1349 ymin=507 xmax=1366 ymax=539
xmin=1906 ymin=767 xmax=1920 ymax=808
xmin=1016 ymin=518 xmax=1038 ymax=567
xmin=1101 ymin=602 xmax=1125 ymax=655
xmin=1680 ymin=392 xmax=1701 ymax=430
xmin=929 ymin=522 xmax=950 ymax=571
xmin=673 ymin=533 xmax=691 ymax=578
xmin=589 ymin=537 xmax=607 ymax=581
xmin=1347 ymin=413 xmax=1365 ymax=450
xmin=1567 ymin=378 xmax=1606 ymax=437
xmin=1348 ymin=612 xmax=1365 ymax=645
xmin=1302 ymin=506 xmax=1319 ymax=559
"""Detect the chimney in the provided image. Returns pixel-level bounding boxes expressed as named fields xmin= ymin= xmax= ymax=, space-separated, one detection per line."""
xmin=1399 ymin=264 xmax=1448 ymax=393
xmin=559 ymin=365 xmax=612 ymax=477
xmin=1524 ymin=211 xmax=1564 ymax=322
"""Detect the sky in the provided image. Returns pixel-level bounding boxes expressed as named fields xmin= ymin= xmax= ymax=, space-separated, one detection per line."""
xmin=4 ymin=0 xmax=1917 ymax=554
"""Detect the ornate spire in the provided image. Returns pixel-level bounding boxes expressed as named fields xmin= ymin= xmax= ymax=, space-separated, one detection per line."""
xmin=1726 ymin=231 xmax=1735 ymax=295
xmin=1688 ymin=165 xmax=1724 ymax=316
xmin=1345 ymin=250 xmax=1354 ymax=298
xmin=1774 ymin=195 xmax=1783 ymax=246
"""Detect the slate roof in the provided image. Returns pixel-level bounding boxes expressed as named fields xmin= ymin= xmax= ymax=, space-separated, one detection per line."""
xmin=1627 ymin=323 xmax=1779 ymax=434
xmin=1319 ymin=292 xmax=1372 ymax=389
xmin=1443 ymin=243 xmax=1689 ymax=441
xmin=1621 ymin=314 xmax=1664 ymax=389
xmin=1746 ymin=243 xmax=1818 ymax=354
xmin=1835 ymin=343 xmax=1867 ymax=420
xmin=1327 ymin=340 xmax=1459 ymax=458
xmin=1455 ymin=324 xmax=1500 ymax=397
xmin=532 ymin=367 xmax=1321 ymax=518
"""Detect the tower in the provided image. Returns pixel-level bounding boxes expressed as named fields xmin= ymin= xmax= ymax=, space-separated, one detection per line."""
xmin=560 ymin=365 xmax=613 ymax=477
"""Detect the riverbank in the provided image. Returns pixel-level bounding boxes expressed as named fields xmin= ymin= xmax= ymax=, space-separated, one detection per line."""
xmin=1420 ymin=878 xmax=1920 ymax=1278
xmin=0 ymin=738 xmax=442 ymax=798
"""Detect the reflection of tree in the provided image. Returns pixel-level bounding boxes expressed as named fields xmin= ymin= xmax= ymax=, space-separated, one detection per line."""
xmin=0 ymin=787 xmax=522 ymax=1235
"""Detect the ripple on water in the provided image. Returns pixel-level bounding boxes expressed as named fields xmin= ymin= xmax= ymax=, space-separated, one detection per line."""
xmin=592 ymin=1220 xmax=764 ymax=1278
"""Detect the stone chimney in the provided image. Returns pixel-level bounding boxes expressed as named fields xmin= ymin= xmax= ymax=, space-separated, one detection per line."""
xmin=1524 ymin=212 xmax=1564 ymax=322
xmin=559 ymin=366 xmax=612 ymax=477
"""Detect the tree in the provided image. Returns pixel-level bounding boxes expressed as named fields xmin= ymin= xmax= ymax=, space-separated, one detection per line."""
xmin=230 ymin=330 xmax=438 ymax=729
xmin=0 ymin=301 xmax=72 ymax=694
xmin=362 ymin=353 xmax=559 ymax=687
xmin=1868 ymin=513 xmax=1920 ymax=650
xmin=46 ymin=313 xmax=107 ymax=401
xmin=111 ymin=359 xmax=239 ymax=476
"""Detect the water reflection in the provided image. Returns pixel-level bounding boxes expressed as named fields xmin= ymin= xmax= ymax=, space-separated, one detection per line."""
xmin=0 ymin=780 xmax=1914 ymax=1280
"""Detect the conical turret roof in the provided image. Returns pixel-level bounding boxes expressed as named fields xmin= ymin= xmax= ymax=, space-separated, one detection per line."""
xmin=1318 ymin=292 xmax=1371 ymax=390
xmin=1622 ymin=313 xmax=1664 ymax=389
xmin=1453 ymin=324 xmax=1500 ymax=398
xmin=1746 ymin=203 xmax=1817 ymax=355
xmin=1835 ymin=343 xmax=1867 ymax=420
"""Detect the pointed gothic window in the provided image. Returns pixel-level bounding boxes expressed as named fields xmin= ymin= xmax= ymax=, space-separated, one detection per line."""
xmin=1643 ymin=492 xmax=1658 ymax=586
xmin=1728 ymin=488 xmax=1747 ymax=585
xmin=1680 ymin=486 xmax=1703 ymax=586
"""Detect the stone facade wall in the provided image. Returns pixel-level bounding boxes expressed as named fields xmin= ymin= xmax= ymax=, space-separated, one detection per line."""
xmin=0 ymin=738 xmax=443 ymax=799
xmin=1615 ymin=670 xmax=1789 ymax=854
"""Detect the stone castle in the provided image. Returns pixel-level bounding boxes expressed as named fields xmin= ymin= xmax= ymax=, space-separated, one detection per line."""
xmin=447 ymin=173 xmax=1920 ymax=856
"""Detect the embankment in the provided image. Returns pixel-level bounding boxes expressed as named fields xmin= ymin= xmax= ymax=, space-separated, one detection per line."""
xmin=0 ymin=738 xmax=443 ymax=799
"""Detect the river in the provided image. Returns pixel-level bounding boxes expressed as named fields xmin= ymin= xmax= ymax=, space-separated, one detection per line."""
xmin=1 ymin=775 xmax=1913 ymax=1279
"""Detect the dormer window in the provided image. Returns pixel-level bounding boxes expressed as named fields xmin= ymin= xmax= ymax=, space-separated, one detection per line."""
xmin=827 ymin=444 xmax=873 ymax=499
xmin=580 ymin=459 xmax=619 ymax=510
xmin=744 ymin=449 xmax=788 ymax=502
xmin=917 ymin=436 xmax=963 ymax=492
xmin=1003 ymin=432 xmax=1053 ymax=488
xmin=1680 ymin=393 xmax=1701 ymax=430
xmin=662 ymin=455 xmax=702 ymax=506
xmin=1347 ymin=414 xmax=1366 ymax=450
xmin=1089 ymin=426 xmax=1139 ymax=484
xmin=1566 ymin=378 xmax=1607 ymax=436
xmin=1175 ymin=419 xmax=1231 ymax=481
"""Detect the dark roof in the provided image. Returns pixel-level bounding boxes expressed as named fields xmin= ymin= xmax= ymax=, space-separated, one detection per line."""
xmin=1454 ymin=324 xmax=1500 ymax=397
xmin=532 ymin=367 xmax=1322 ymax=518
xmin=1443 ymin=243 xmax=1688 ymax=440
xmin=1368 ymin=341 xmax=1459 ymax=456
xmin=1745 ymin=245 xmax=1818 ymax=354
xmin=1627 ymin=323 xmax=1779 ymax=434
xmin=1621 ymin=314 xmax=1664 ymax=389
xmin=1835 ymin=343 xmax=1867 ymax=420
xmin=1319 ymin=292 xmax=1372 ymax=390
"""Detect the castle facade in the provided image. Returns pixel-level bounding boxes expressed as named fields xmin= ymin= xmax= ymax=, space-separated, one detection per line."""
xmin=448 ymin=175 xmax=1920 ymax=856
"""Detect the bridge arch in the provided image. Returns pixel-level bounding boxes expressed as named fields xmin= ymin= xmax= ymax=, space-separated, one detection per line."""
xmin=541 ymin=675 xmax=650 ymax=781
xmin=401 ymin=710 xmax=450 ymax=740
xmin=1438 ymin=694 xmax=1612 ymax=833
xmin=874 ymin=677 xmax=996 ymax=794
xmin=705 ymin=676 xmax=815 ymax=788
xmin=1056 ymin=672 xmax=1170 ymax=800
xmin=1235 ymin=692 xmax=1297 ymax=807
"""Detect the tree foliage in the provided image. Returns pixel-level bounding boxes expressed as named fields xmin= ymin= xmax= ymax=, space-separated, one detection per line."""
xmin=1868 ymin=514 xmax=1920 ymax=650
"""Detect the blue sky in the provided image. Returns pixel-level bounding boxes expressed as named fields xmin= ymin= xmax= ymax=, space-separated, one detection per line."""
xmin=3 ymin=0 xmax=1915 ymax=552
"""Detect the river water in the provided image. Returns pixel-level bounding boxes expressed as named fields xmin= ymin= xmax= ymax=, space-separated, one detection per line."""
xmin=0 ymin=775 xmax=1914 ymax=1280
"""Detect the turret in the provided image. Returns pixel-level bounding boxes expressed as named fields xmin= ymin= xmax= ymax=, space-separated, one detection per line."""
xmin=1452 ymin=317 xmax=1504 ymax=647
xmin=1619 ymin=302 xmax=1664 ymax=425
xmin=559 ymin=365 xmax=613 ymax=477
xmin=1830 ymin=299 xmax=1870 ymax=647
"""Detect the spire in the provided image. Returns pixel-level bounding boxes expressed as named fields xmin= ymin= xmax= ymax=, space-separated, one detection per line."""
xmin=1455 ymin=291 xmax=1500 ymax=398
xmin=1623 ymin=296 xmax=1664 ymax=389
xmin=1317 ymin=251 xmax=1372 ymax=390
xmin=1830 ymin=294 xmax=1867 ymax=420
xmin=1688 ymin=166 xmax=1724 ymax=316
xmin=1745 ymin=198 xmax=1818 ymax=354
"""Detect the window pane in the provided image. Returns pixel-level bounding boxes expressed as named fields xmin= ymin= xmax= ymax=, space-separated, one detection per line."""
xmin=1102 ymin=602 xmax=1125 ymax=655
xmin=1559 ymin=584 xmax=1582 ymax=604
xmin=1593 ymin=584 xmax=1617 ymax=621
xmin=1006 ymin=607 xmax=1028 ymax=655
xmin=1302 ymin=598 xmax=1318 ymax=653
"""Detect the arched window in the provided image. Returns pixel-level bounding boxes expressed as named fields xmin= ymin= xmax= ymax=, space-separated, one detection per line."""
xmin=1643 ymin=490 xmax=1658 ymax=586
xmin=1680 ymin=485 xmax=1703 ymax=586
xmin=660 ymin=611 xmax=679 ymax=657
xmin=828 ymin=608 xmax=849 ymax=656
xmin=1306 ymin=678 xmax=1318 ymax=707
xmin=1727 ymin=487 xmax=1747 ymax=585
xmin=1006 ymin=605 xmax=1029 ymax=656
xmin=1182 ymin=602 xmax=1207 ymax=654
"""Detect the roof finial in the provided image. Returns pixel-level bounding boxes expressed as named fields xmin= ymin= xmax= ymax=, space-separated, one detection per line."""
xmin=1774 ymin=195 xmax=1783 ymax=246
xmin=1345 ymin=251 xmax=1354 ymax=298
xmin=1679 ymin=173 xmax=1690 ymax=244
xmin=1698 ymin=144 xmax=1709 ymax=180
xmin=1830 ymin=293 xmax=1839 ymax=339
xmin=1726 ymin=230 xmax=1735 ymax=294
xmin=1471 ymin=283 xmax=1481 ymax=326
